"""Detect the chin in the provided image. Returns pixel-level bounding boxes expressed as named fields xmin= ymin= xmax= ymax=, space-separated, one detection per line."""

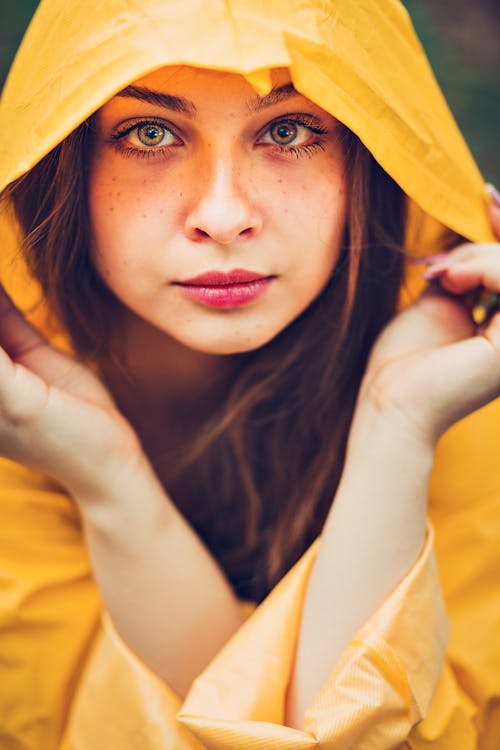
xmin=176 ymin=328 xmax=280 ymax=356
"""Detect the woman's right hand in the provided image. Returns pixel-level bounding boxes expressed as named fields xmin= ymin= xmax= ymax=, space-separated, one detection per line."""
xmin=0 ymin=285 xmax=143 ymax=499
xmin=0 ymin=285 xmax=246 ymax=695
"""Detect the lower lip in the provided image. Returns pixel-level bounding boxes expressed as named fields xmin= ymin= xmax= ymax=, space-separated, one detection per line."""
xmin=176 ymin=278 xmax=274 ymax=308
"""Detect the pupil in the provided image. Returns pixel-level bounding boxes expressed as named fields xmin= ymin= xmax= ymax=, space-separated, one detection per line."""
xmin=272 ymin=122 xmax=297 ymax=145
xmin=138 ymin=124 xmax=164 ymax=145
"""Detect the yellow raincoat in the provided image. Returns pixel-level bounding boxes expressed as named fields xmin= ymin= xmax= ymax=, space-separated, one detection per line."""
xmin=0 ymin=1 xmax=499 ymax=748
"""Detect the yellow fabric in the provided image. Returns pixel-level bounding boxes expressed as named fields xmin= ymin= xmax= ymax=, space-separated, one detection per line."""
xmin=2 ymin=443 xmax=500 ymax=750
xmin=0 ymin=460 xmax=100 ymax=748
xmin=0 ymin=0 xmax=494 ymax=242
xmin=64 ymin=530 xmax=446 ymax=750
xmin=1 ymin=1 xmax=499 ymax=748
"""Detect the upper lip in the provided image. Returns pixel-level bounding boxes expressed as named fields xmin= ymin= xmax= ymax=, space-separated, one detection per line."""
xmin=176 ymin=269 xmax=272 ymax=286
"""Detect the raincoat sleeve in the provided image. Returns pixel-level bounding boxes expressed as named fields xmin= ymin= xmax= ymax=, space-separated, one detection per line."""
xmin=64 ymin=524 xmax=448 ymax=750
xmin=63 ymin=409 xmax=500 ymax=750
xmin=2 ymin=445 xmax=498 ymax=750
xmin=409 ymin=400 xmax=500 ymax=749
xmin=0 ymin=458 xmax=100 ymax=750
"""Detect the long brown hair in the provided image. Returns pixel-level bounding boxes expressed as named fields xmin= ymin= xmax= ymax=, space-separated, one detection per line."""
xmin=5 ymin=120 xmax=409 ymax=601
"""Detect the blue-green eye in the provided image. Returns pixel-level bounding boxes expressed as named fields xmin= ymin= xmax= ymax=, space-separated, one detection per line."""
xmin=269 ymin=122 xmax=300 ymax=145
xmin=133 ymin=122 xmax=176 ymax=148
xmin=137 ymin=123 xmax=169 ymax=146
xmin=262 ymin=120 xmax=312 ymax=148
xmin=259 ymin=117 xmax=328 ymax=153
xmin=112 ymin=120 xmax=179 ymax=152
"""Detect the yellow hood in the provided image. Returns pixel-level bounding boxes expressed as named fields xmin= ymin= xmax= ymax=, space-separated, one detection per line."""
xmin=0 ymin=0 xmax=494 ymax=243
xmin=1 ymin=5 xmax=500 ymax=749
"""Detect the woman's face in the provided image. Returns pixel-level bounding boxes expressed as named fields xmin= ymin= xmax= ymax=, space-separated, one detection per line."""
xmin=89 ymin=66 xmax=347 ymax=355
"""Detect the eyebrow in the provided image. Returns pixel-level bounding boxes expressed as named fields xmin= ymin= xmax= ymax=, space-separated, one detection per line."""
xmin=249 ymin=83 xmax=300 ymax=111
xmin=116 ymin=85 xmax=197 ymax=115
xmin=115 ymin=82 xmax=300 ymax=117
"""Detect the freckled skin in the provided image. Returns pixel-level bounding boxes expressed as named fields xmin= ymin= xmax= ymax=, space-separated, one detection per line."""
xmin=89 ymin=65 xmax=347 ymax=356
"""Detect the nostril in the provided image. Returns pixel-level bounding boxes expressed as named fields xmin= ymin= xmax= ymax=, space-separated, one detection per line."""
xmin=187 ymin=223 xmax=258 ymax=245
xmin=184 ymin=188 xmax=263 ymax=244
xmin=191 ymin=228 xmax=211 ymax=241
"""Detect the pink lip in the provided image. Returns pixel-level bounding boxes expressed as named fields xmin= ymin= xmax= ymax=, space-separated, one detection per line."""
xmin=180 ymin=269 xmax=270 ymax=285
xmin=174 ymin=268 xmax=275 ymax=308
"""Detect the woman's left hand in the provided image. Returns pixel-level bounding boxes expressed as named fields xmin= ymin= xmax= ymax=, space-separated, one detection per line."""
xmin=358 ymin=198 xmax=500 ymax=445
xmin=286 ymin=197 xmax=500 ymax=725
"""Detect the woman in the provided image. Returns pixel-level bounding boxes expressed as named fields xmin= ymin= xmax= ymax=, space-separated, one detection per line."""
xmin=0 ymin=1 xmax=499 ymax=747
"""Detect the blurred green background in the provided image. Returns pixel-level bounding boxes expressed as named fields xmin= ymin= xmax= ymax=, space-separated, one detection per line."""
xmin=1 ymin=1 xmax=499 ymax=183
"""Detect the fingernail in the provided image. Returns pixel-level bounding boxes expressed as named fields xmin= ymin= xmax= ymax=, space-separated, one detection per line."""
xmin=486 ymin=183 xmax=500 ymax=207
xmin=412 ymin=253 xmax=450 ymax=266
xmin=422 ymin=266 xmax=447 ymax=280
xmin=421 ymin=260 xmax=459 ymax=280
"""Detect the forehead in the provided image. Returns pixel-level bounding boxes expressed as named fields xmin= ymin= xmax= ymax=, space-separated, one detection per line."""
xmin=132 ymin=64 xmax=292 ymax=98
xmin=101 ymin=64 xmax=313 ymax=119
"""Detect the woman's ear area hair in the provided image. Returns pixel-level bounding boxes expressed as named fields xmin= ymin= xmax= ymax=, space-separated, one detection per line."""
xmin=3 ymin=117 xmax=119 ymax=361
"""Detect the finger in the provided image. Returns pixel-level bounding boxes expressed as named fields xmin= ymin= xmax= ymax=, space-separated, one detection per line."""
xmin=489 ymin=204 xmax=500 ymax=240
xmin=0 ymin=346 xmax=133 ymax=493
xmin=368 ymin=290 xmax=473 ymax=371
xmin=423 ymin=243 xmax=500 ymax=294
xmin=0 ymin=285 xmax=113 ymax=405
xmin=407 ymin=312 xmax=500 ymax=437
xmin=0 ymin=284 xmax=47 ymax=360
xmin=0 ymin=345 xmax=49 ymax=425
xmin=0 ymin=285 xmax=83 ymax=391
xmin=486 ymin=184 xmax=500 ymax=239
xmin=369 ymin=312 xmax=500 ymax=442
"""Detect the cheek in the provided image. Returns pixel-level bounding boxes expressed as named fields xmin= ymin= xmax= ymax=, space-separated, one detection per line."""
xmin=90 ymin=171 xmax=160 ymax=234
xmin=288 ymin=176 xmax=347 ymax=261
xmin=283 ymin=175 xmax=347 ymax=301
xmin=88 ymin=162 xmax=178 ymax=276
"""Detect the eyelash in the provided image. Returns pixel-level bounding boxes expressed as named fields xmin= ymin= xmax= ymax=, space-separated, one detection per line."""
xmin=261 ymin=115 xmax=328 ymax=159
xmin=109 ymin=114 xmax=329 ymax=161
xmin=110 ymin=119 xmax=181 ymax=160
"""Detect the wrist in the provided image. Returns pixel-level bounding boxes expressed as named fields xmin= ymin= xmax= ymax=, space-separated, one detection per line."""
xmin=354 ymin=370 xmax=442 ymax=453
xmin=350 ymin=394 xmax=436 ymax=459
xmin=71 ymin=449 xmax=169 ymax=529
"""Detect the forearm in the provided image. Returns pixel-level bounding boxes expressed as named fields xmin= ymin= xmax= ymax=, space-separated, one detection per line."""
xmin=76 ymin=455 xmax=244 ymax=698
xmin=286 ymin=400 xmax=433 ymax=727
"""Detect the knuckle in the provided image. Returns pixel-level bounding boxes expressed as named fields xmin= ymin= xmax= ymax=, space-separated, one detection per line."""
xmin=0 ymin=364 xmax=47 ymax=427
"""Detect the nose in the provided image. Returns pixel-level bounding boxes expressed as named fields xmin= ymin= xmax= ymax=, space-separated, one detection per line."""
xmin=184 ymin=154 xmax=263 ymax=245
